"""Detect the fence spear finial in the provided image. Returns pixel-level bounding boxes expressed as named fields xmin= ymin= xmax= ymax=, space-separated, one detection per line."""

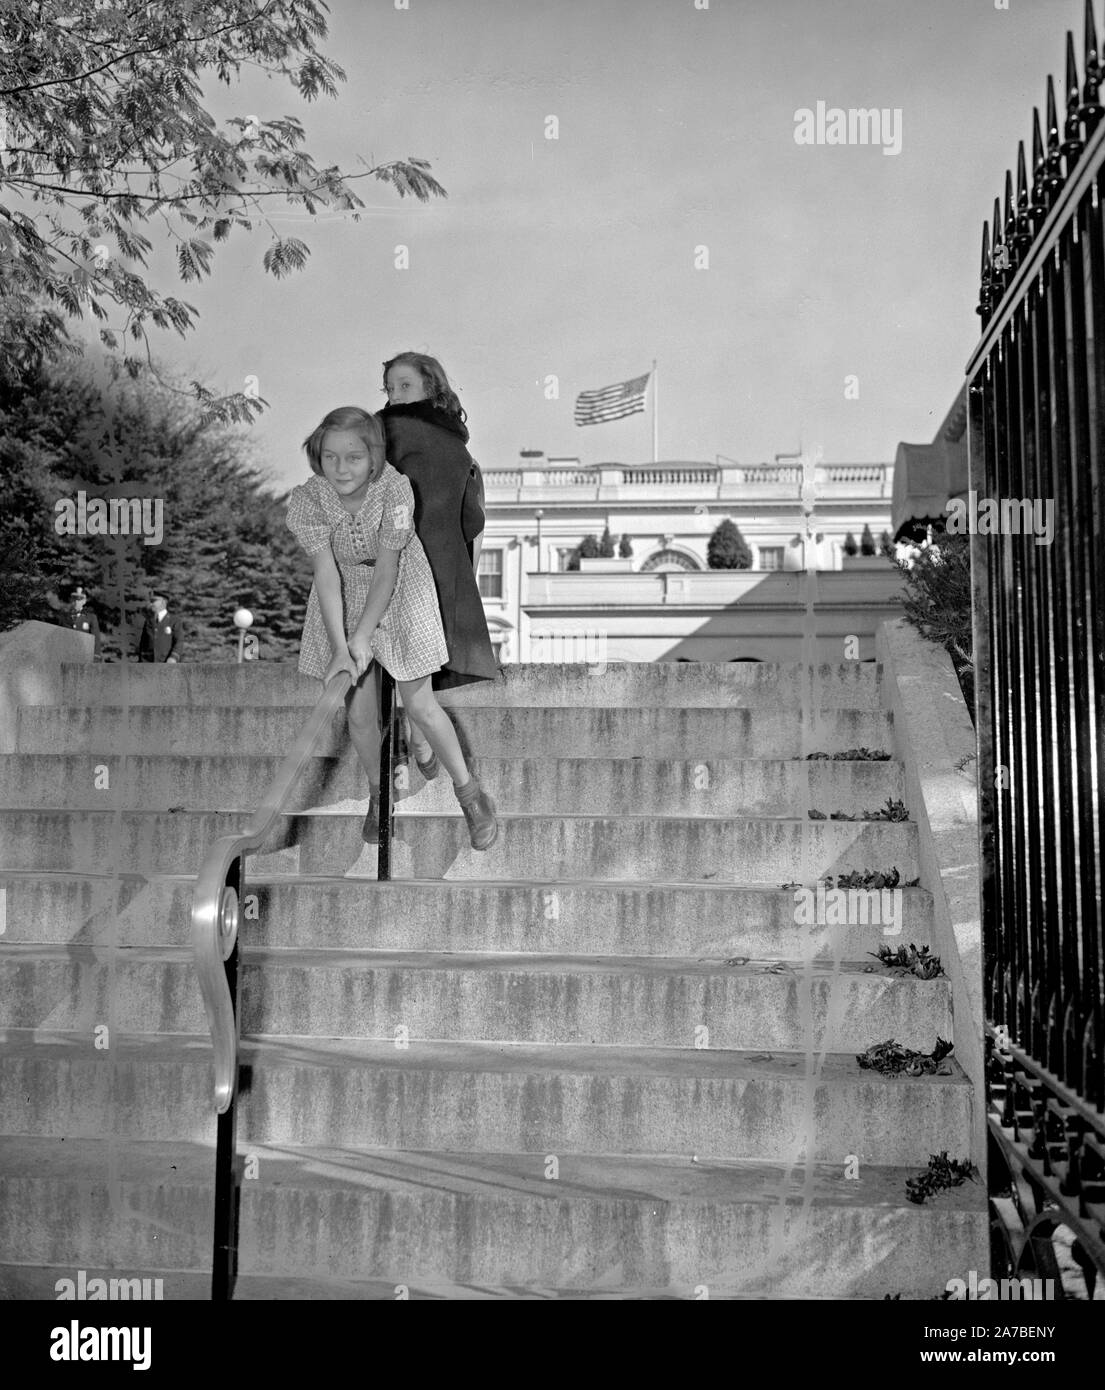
xmin=1030 ymin=106 xmax=1050 ymax=225
xmin=1004 ymin=168 xmax=1018 ymax=259
xmin=1045 ymin=75 xmax=1065 ymax=199
xmin=977 ymin=219 xmax=992 ymax=323
xmin=1015 ymin=141 xmax=1033 ymax=250
xmin=1082 ymin=0 xmax=1103 ymax=130
xmin=1063 ymin=31 xmax=1085 ymax=167
xmin=991 ymin=195 xmax=1008 ymax=295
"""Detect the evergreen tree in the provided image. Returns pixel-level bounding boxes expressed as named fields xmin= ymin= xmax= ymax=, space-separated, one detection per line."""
xmin=1 ymin=337 xmax=309 ymax=660
xmin=879 ymin=529 xmax=894 ymax=558
xmin=843 ymin=531 xmax=859 ymax=556
xmin=618 ymin=534 xmax=633 ymax=558
xmin=860 ymin=523 xmax=877 ymax=555
xmin=706 ymin=518 xmax=752 ymax=570
xmin=579 ymin=535 xmax=601 ymax=560
xmin=599 ymin=525 xmax=616 ymax=558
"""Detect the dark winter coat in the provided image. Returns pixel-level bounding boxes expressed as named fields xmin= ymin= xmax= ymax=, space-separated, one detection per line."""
xmin=137 ymin=610 xmax=181 ymax=662
xmin=378 ymin=399 xmax=501 ymax=689
xmin=66 ymin=607 xmax=102 ymax=659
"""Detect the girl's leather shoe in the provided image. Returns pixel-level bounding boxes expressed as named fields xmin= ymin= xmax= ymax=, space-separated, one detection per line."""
xmin=456 ymin=779 xmax=498 ymax=851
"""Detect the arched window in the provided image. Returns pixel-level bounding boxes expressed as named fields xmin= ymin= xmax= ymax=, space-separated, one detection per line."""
xmin=641 ymin=548 xmax=699 ymax=573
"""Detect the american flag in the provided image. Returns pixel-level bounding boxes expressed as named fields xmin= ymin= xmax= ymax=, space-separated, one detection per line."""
xmin=574 ymin=371 xmax=651 ymax=426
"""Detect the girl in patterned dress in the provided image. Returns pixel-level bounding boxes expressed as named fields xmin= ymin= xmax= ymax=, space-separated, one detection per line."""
xmin=286 ymin=406 xmax=499 ymax=850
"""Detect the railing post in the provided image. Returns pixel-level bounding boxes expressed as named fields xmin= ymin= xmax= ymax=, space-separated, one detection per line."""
xmin=211 ymin=858 xmax=242 ymax=1301
xmin=377 ymin=669 xmax=397 ymax=880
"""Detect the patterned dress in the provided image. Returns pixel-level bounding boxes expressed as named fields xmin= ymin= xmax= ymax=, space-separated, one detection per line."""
xmin=286 ymin=465 xmax=449 ymax=681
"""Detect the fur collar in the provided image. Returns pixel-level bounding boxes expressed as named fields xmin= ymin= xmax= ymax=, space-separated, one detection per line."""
xmin=380 ymin=398 xmax=469 ymax=444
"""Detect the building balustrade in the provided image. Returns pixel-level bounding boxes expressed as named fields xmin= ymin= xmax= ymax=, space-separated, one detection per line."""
xmin=483 ymin=460 xmax=892 ymax=501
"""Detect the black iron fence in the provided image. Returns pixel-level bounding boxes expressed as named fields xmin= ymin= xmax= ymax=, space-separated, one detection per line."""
xmin=967 ymin=0 xmax=1105 ymax=1293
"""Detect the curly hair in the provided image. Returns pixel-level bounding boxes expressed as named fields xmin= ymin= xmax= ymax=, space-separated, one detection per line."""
xmin=382 ymin=352 xmax=467 ymax=427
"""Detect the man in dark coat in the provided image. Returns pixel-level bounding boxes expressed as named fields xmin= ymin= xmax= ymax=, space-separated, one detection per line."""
xmin=66 ymin=586 xmax=102 ymax=659
xmin=137 ymin=593 xmax=181 ymax=663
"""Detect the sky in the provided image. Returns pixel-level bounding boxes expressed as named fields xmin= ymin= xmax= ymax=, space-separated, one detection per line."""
xmin=138 ymin=0 xmax=1089 ymax=493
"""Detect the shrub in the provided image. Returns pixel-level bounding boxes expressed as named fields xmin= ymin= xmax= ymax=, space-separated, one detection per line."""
xmin=894 ymin=530 xmax=974 ymax=716
xmin=707 ymin=518 xmax=752 ymax=569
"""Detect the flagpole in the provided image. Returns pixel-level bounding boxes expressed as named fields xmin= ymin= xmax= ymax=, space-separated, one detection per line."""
xmin=651 ymin=359 xmax=658 ymax=464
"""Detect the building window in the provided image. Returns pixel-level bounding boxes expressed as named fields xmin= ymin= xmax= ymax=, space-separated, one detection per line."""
xmin=556 ymin=547 xmax=578 ymax=572
xmin=640 ymin=548 xmax=699 ymax=573
xmin=478 ymin=548 xmax=503 ymax=598
xmin=758 ymin=546 xmax=784 ymax=570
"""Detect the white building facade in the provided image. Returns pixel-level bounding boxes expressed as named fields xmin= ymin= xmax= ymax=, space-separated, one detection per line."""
xmin=475 ymin=455 xmax=906 ymax=664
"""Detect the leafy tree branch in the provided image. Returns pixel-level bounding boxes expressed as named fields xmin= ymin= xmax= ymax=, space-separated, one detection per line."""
xmin=0 ymin=0 xmax=447 ymax=420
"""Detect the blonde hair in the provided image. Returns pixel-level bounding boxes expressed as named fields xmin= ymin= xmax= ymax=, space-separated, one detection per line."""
xmin=302 ymin=406 xmax=385 ymax=476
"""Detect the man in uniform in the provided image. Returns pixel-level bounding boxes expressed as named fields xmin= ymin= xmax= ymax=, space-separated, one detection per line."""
xmin=66 ymin=586 xmax=102 ymax=659
xmin=137 ymin=592 xmax=180 ymax=663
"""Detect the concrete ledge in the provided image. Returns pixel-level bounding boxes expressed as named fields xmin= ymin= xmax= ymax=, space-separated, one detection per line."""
xmin=876 ymin=618 xmax=984 ymax=1180
xmin=0 ymin=622 xmax=92 ymax=755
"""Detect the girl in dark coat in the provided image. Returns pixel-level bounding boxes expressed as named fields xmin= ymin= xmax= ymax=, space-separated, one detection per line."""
xmin=378 ymin=354 xmax=501 ymax=690
xmin=377 ymin=352 xmax=502 ymax=847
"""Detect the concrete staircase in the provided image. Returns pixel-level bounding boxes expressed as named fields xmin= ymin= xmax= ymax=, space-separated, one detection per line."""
xmin=0 ymin=660 xmax=987 ymax=1299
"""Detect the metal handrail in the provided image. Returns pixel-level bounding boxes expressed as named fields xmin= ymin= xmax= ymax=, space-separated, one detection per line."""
xmin=190 ymin=668 xmax=352 ymax=1114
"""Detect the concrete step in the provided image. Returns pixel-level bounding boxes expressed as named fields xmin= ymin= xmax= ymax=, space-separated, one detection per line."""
xmin=0 ymin=1034 xmax=971 ymax=1162
xmin=0 ymin=811 xmax=920 ymax=881
xmin=56 ymin=661 xmax=885 ymax=711
xmin=0 ymin=1263 xmax=930 ymax=1298
xmin=0 ymin=752 xmax=906 ymax=817
xmin=0 ymin=873 xmax=933 ymax=956
xmin=16 ymin=704 xmax=894 ymax=759
xmin=0 ymin=1136 xmax=986 ymax=1298
xmin=0 ymin=949 xmax=951 ymax=1049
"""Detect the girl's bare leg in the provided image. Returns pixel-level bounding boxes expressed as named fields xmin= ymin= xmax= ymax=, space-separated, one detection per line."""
xmin=397 ymin=675 xmax=469 ymax=784
xmin=346 ymin=664 xmax=381 ymax=791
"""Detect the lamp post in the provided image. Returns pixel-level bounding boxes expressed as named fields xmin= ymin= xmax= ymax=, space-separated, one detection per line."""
xmin=535 ymin=509 xmax=544 ymax=573
xmin=233 ymin=607 xmax=254 ymax=663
